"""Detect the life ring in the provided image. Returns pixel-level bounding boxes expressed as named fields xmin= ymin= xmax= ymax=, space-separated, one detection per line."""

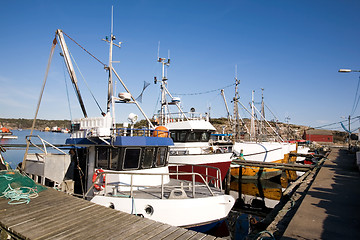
xmin=92 ymin=169 xmax=106 ymax=191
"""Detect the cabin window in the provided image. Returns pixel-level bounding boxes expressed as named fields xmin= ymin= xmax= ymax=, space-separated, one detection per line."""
xmin=142 ymin=148 xmax=154 ymax=169
xmin=96 ymin=148 xmax=109 ymax=169
xmin=179 ymin=132 xmax=187 ymax=142
xmin=155 ymin=147 xmax=167 ymax=167
xmin=110 ymin=148 xmax=120 ymax=170
xmin=170 ymin=132 xmax=176 ymax=141
xmin=201 ymin=132 xmax=210 ymax=141
xmin=170 ymin=130 xmax=211 ymax=142
xmin=71 ymin=123 xmax=80 ymax=132
xmin=123 ymin=148 xmax=141 ymax=170
xmin=170 ymin=130 xmax=187 ymax=142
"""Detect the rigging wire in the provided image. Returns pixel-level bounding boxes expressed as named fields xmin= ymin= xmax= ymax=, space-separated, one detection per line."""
xmin=62 ymin=31 xmax=106 ymax=67
xmin=68 ymin=50 xmax=105 ymax=115
xmin=62 ymin=60 xmax=85 ymax=197
xmin=315 ymin=121 xmax=343 ymax=129
xmin=152 ymin=89 xmax=161 ymax=117
xmin=172 ymin=83 xmax=235 ymax=96
xmin=264 ymin=104 xmax=280 ymax=122
xmin=351 ymin=76 xmax=360 ymax=116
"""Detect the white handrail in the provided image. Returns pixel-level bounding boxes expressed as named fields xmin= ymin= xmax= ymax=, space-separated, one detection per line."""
xmin=86 ymin=171 xmax=219 ymax=199
xmin=25 ymin=135 xmax=69 ymax=155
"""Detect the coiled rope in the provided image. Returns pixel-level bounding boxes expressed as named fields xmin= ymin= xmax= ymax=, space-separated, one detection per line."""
xmin=0 ymin=175 xmax=39 ymax=205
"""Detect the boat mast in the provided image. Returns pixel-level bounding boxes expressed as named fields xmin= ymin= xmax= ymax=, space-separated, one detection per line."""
xmin=250 ymin=90 xmax=256 ymax=141
xmin=159 ymin=56 xmax=170 ymax=125
xmin=260 ymin=88 xmax=265 ymax=137
xmin=106 ymin=6 xmax=114 ymax=115
xmin=104 ymin=8 xmax=154 ymax=129
xmin=155 ymin=54 xmax=188 ymax=125
xmin=233 ymin=72 xmax=241 ymax=143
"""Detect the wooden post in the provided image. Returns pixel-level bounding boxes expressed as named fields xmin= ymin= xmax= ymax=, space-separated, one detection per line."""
xmin=225 ymin=169 xmax=231 ymax=195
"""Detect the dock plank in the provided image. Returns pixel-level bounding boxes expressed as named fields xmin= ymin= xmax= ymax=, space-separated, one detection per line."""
xmin=125 ymin=221 xmax=164 ymax=240
xmin=4 ymin=194 xmax=85 ymax=227
xmin=186 ymin=232 xmax=209 ymax=240
xmin=200 ymin=235 xmax=217 ymax=240
xmin=36 ymin=205 xmax=118 ymax=239
xmin=148 ymin=225 xmax=180 ymax=239
xmin=65 ymin=209 xmax=139 ymax=240
xmin=86 ymin=214 xmax=146 ymax=240
xmin=114 ymin=217 xmax=155 ymax=238
xmin=135 ymin=223 xmax=173 ymax=240
xmin=172 ymin=230 xmax=198 ymax=240
xmin=25 ymin=204 xmax=105 ymax=239
xmin=162 ymin=228 xmax=189 ymax=240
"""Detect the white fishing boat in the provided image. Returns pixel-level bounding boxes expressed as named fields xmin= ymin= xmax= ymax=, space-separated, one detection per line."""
xmin=153 ymin=57 xmax=233 ymax=182
xmin=22 ymin=23 xmax=234 ymax=233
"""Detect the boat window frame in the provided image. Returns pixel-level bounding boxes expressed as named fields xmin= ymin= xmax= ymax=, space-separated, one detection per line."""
xmin=142 ymin=147 xmax=155 ymax=169
xmin=109 ymin=147 xmax=120 ymax=170
xmin=95 ymin=147 xmax=110 ymax=169
xmin=155 ymin=147 xmax=168 ymax=167
xmin=122 ymin=147 xmax=142 ymax=170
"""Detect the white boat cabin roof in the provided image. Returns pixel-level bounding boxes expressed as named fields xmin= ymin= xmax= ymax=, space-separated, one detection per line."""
xmin=165 ymin=119 xmax=216 ymax=131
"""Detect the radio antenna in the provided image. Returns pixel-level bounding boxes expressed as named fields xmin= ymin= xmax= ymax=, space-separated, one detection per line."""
xmin=111 ymin=6 xmax=114 ymax=34
xmin=157 ymin=41 xmax=160 ymax=60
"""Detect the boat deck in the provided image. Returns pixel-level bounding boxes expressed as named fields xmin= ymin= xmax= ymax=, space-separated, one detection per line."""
xmin=108 ymin=179 xmax=223 ymax=199
xmin=0 ymin=187 xmax=224 ymax=239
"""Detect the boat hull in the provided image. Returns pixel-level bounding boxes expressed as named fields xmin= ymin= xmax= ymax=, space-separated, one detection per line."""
xmin=90 ymin=194 xmax=235 ymax=230
xmin=230 ymin=162 xmax=283 ymax=180
xmin=169 ymin=152 xmax=232 ymax=182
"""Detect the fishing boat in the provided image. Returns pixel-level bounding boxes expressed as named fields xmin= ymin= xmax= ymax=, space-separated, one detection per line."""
xmin=0 ymin=127 xmax=18 ymax=139
xmin=153 ymin=57 xmax=233 ymax=182
xmin=22 ymin=25 xmax=234 ymax=233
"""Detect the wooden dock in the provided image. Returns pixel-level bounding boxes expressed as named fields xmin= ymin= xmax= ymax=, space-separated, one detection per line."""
xmin=246 ymin=147 xmax=360 ymax=239
xmin=281 ymin=147 xmax=360 ymax=239
xmin=0 ymin=188 xmax=224 ymax=240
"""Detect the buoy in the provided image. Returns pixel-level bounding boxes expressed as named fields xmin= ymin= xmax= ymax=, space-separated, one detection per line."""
xmin=153 ymin=126 xmax=169 ymax=137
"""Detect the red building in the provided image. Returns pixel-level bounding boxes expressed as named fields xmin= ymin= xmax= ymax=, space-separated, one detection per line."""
xmin=303 ymin=129 xmax=333 ymax=143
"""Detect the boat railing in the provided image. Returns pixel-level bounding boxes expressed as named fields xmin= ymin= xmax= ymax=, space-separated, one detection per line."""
xmin=169 ymin=145 xmax=233 ymax=155
xmin=86 ymin=171 xmax=220 ymax=200
xmin=169 ymin=163 xmax=222 ymax=189
xmin=153 ymin=111 xmax=208 ymax=123
xmin=25 ymin=135 xmax=68 ymax=155
xmin=114 ymin=127 xmax=170 ymax=137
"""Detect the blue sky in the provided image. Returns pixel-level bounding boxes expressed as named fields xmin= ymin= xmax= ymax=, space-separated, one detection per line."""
xmin=1 ymin=0 xmax=360 ymax=131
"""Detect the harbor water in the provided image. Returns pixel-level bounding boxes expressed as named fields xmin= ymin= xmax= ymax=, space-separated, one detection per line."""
xmin=1 ymin=129 xmax=70 ymax=169
xmin=1 ymin=130 xmax=288 ymax=239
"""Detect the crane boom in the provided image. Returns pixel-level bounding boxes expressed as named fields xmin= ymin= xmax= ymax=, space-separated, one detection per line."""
xmin=56 ymin=29 xmax=88 ymax=118
xmin=220 ymin=89 xmax=231 ymax=121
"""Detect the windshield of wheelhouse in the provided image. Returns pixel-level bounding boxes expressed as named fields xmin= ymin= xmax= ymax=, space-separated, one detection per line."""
xmin=95 ymin=146 xmax=168 ymax=171
xmin=170 ymin=130 xmax=212 ymax=143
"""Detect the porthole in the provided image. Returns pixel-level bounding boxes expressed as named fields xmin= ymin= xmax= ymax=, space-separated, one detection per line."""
xmin=145 ymin=205 xmax=154 ymax=216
